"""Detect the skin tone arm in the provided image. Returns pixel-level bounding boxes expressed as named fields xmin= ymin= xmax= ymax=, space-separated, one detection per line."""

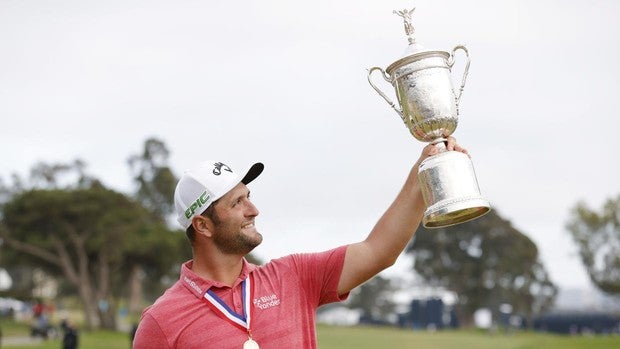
xmin=337 ymin=137 xmax=469 ymax=295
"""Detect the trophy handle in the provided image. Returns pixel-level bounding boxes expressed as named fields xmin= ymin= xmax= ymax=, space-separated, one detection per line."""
xmin=447 ymin=45 xmax=470 ymax=107
xmin=367 ymin=67 xmax=404 ymax=119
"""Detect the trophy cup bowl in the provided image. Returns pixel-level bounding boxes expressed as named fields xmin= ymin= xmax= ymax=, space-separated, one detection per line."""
xmin=368 ymin=7 xmax=490 ymax=228
xmin=369 ymin=50 xmax=459 ymax=143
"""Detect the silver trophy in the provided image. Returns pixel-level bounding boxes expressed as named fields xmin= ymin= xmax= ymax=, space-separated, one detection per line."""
xmin=368 ymin=7 xmax=490 ymax=228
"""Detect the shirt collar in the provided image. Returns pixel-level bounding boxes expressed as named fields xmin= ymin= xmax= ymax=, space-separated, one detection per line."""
xmin=180 ymin=259 xmax=258 ymax=299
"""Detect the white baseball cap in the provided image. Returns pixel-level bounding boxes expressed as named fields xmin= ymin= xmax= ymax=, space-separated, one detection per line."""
xmin=174 ymin=161 xmax=264 ymax=229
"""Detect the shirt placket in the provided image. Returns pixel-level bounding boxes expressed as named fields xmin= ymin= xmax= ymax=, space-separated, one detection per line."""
xmin=213 ymin=285 xmax=243 ymax=315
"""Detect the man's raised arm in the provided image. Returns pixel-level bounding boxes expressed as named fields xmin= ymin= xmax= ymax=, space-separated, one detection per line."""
xmin=337 ymin=137 xmax=468 ymax=295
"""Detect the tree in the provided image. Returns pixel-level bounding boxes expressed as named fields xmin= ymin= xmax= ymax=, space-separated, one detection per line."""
xmin=126 ymin=138 xmax=182 ymax=313
xmin=0 ymin=159 xmax=189 ymax=330
xmin=346 ymin=275 xmax=395 ymax=322
xmin=406 ymin=210 xmax=556 ymax=326
xmin=566 ymin=195 xmax=620 ymax=295
xmin=120 ymin=220 xmax=190 ymax=314
xmin=127 ymin=137 xmax=177 ymax=220
xmin=0 ymin=185 xmax=153 ymax=329
xmin=0 ymin=160 xmax=99 ymax=300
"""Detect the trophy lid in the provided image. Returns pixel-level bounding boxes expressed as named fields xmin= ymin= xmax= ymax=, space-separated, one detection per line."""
xmin=386 ymin=8 xmax=450 ymax=73
xmin=401 ymin=41 xmax=429 ymax=56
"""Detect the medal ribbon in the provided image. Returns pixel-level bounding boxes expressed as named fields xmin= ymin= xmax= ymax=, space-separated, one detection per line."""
xmin=202 ymin=274 xmax=254 ymax=335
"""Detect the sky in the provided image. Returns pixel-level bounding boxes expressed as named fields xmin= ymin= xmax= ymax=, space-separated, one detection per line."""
xmin=1 ymin=0 xmax=619 ymax=293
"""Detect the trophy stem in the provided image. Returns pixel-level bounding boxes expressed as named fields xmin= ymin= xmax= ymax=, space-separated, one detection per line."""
xmin=430 ymin=137 xmax=449 ymax=152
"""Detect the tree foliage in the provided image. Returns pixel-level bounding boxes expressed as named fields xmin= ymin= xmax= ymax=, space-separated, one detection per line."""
xmin=566 ymin=195 xmax=620 ymax=295
xmin=0 ymin=157 xmax=190 ymax=329
xmin=406 ymin=210 xmax=556 ymax=324
xmin=347 ymin=275 xmax=395 ymax=321
xmin=1 ymin=185 xmax=149 ymax=328
xmin=127 ymin=137 xmax=177 ymax=220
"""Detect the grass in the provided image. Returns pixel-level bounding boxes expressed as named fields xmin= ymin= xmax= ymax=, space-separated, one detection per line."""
xmin=317 ymin=325 xmax=620 ymax=349
xmin=1 ymin=320 xmax=619 ymax=348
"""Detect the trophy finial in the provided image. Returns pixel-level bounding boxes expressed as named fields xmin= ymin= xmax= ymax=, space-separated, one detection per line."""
xmin=393 ymin=7 xmax=416 ymax=44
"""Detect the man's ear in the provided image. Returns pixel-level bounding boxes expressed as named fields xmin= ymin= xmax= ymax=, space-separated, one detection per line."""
xmin=192 ymin=215 xmax=214 ymax=238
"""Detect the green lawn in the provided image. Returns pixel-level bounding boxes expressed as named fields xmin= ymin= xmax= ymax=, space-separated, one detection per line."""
xmin=317 ymin=325 xmax=620 ymax=349
xmin=1 ymin=321 xmax=619 ymax=348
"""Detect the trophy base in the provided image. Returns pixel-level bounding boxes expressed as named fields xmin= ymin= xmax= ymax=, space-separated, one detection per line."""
xmin=422 ymin=197 xmax=490 ymax=228
xmin=418 ymin=150 xmax=491 ymax=229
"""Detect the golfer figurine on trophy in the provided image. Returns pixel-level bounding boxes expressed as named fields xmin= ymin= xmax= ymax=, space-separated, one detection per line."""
xmin=367 ymin=7 xmax=490 ymax=228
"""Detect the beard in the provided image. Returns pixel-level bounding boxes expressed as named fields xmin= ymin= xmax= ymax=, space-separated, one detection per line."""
xmin=212 ymin=221 xmax=263 ymax=255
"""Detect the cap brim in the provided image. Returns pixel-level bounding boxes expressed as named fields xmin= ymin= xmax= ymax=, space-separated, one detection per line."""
xmin=241 ymin=162 xmax=264 ymax=185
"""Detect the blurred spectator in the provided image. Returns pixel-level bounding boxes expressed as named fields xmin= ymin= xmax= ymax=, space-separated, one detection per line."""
xmin=32 ymin=300 xmax=44 ymax=318
xmin=61 ymin=319 xmax=79 ymax=349
xmin=31 ymin=313 xmax=52 ymax=339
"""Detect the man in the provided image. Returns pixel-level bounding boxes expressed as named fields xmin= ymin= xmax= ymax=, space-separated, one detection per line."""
xmin=133 ymin=138 xmax=468 ymax=348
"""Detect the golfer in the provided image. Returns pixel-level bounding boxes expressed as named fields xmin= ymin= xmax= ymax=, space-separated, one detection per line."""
xmin=133 ymin=137 xmax=468 ymax=348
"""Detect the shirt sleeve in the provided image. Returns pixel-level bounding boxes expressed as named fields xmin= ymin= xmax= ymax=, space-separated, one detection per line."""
xmin=285 ymin=245 xmax=350 ymax=307
xmin=132 ymin=312 xmax=170 ymax=349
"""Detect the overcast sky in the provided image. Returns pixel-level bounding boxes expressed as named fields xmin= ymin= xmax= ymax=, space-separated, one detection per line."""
xmin=1 ymin=0 xmax=619 ymax=292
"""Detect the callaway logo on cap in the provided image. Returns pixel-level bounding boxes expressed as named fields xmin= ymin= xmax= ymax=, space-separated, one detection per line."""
xmin=174 ymin=161 xmax=264 ymax=229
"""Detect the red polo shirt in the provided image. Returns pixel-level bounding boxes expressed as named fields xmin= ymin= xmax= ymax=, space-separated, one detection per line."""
xmin=133 ymin=246 xmax=349 ymax=349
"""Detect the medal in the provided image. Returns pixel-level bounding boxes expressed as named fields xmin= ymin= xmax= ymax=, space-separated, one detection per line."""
xmin=243 ymin=338 xmax=260 ymax=349
xmin=203 ymin=274 xmax=259 ymax=347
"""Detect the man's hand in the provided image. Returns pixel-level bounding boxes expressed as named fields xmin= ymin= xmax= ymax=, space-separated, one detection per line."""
xmin=420 ymin=136 xmax=469 ymax=159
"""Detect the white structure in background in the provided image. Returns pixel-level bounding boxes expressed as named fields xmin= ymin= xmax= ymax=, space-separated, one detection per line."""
xmin=390 ymin=274 xmax=458 ymax=312
xmin=32 ymin=268 xmax=58 ymax=299
xmin=474 ymin=308 xmax=492 ymax=329
xmin=0 ymin=268 xmax=12 ymax=290
xmin=317 ymin=305 xmax=363 ymax=326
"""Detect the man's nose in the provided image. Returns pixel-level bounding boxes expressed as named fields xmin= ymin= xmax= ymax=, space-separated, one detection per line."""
xmin=245 ymin=200 xmax=259 ymax=216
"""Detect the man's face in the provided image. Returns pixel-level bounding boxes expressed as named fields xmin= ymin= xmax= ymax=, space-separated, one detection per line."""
xmin=210 ymin=183 xmax=262 ymax=255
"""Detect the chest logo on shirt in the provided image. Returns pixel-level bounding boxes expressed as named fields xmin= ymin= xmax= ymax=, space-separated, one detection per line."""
xmin=253 ymin=293 xmax=280 ymax=310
